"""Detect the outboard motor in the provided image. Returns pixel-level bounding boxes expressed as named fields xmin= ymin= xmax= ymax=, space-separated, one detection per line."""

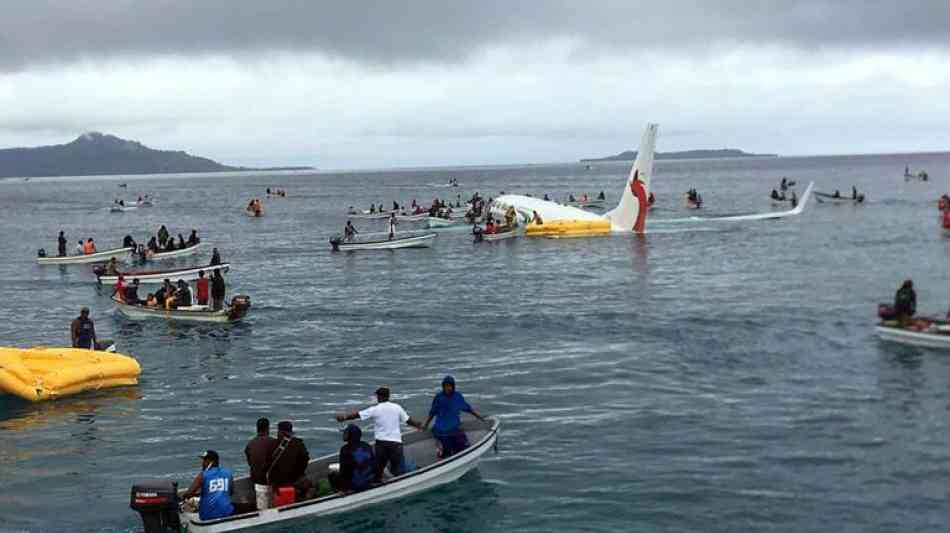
xmin=329 ymin=235 xmax=343 ymax=251
xmin=878 ymin=303 xmax=896 ymax=320
xmin=228 ymin=295 xmax=251 ymax=320
xmin=37 ymin=248 xmax=47 ymax=258
xmin=130 ymin=479 xmax=181 ymax=533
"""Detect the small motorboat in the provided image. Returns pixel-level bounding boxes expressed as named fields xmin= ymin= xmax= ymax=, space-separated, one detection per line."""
xmin=876 ymin=322 xmax=950 ymax=349
xmin=36 ymin=246 xmax=135 ymax=265
xmin=474 ymin=225 xmax=526 ymax=242
xmin=112 ymin=295 xmax=251 ymax=323
xmin=348 ymin=212 xmax=392 ymax=220
xmin=395 ymin=213 xmax=429 ymax=222
xmin=425 ymin=216 xmax=459 ymax=228
xmin=904 ymin=170 xmax=929 ymax=181
xmin=565 ymin=199 xmax=605 ymax=209
xmin=330 ymin=233 xmax=436 ymax=251
xmin=95 ymin=263 xmax=230 ymax=285
xmin=143 ymin=243 xmax=205 ymax=262
xmin=0 ymin=346 xmax=140 ymax=401
xmin=129 ymin=418 xmax=499 ymax=533
xmin=814 ymin=191 xmax=864 ymax=204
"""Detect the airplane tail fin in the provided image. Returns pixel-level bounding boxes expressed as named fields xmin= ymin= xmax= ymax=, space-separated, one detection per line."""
xmin=605 ymin=123 xmax=658 ymax=233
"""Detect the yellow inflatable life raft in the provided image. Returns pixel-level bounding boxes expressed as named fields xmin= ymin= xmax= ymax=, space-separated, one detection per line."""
xmin=0 ymin=347 xmax=141 ymax=402
xmin=525 ymin=219 xmax=611 ymax=238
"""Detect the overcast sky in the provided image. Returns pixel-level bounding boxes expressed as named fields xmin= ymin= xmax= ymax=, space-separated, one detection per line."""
xmin=2 ymin=1 xmax=949 ymax=168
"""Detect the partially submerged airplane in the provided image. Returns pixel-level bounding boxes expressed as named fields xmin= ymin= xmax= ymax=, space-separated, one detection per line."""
xmin=488 ymin=122 xmax=812 ymax=236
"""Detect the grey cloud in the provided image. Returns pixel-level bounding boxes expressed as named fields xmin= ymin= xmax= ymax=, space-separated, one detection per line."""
xmin=2 ymin=0 xmax=949 ymax=72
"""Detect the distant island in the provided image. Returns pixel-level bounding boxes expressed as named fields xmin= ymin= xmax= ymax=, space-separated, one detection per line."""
xmin=581 ymin=148 xmax=777 ymax=162
xmin=0 ymin=132 xmax=314 ymax=178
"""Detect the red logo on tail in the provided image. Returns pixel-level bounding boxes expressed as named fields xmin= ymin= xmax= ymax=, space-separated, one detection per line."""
xmin=629 ymin=171 xmax=648 ymax=233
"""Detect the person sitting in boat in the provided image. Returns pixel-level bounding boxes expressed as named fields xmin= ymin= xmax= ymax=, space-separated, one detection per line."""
xmin=336 ymin=387 xmax=424 ymax=484
xmin=336 ymin=424 xmax=375 ymax=494
xmin=147 ymin=236 xmax=159 ymax=253
xmin=112 ymin=275 xmax=127 ymax=302
xmin=894 ymin=280 xmax=917 ymax=327
xmin=344 ymin=221 xmax=358 ymax=242
xmin=568 ymin=194 xmax=576 ymax=202
xmin=369 ymin=203 xmax=376 ymax=214
xmin=75 ymin=240 xmax=84 ymax=255
xmin=771 ymin=189 xmax=780 ymax=200
xmin=423 ymin=376 xmax=487 ymax=458
xmin=177 ymin=233 xmax=187 ymax=249
xmin=154 ymin=279 xmax=172 ymax=306
xmin=484 ymin=219 xmax=496 ymax=234
xmin=388 ymin=213 xmax=397 ymax=241
xmin=833 ymin=189 xmax=840 ymax=199
xmin=105 ymin=257 xmax=120 ymax=276
xmin=187 ymin=229 xmax=200 ymax=247
xmin=124 ymin=279 xmax=141 ymax=305
xmin=648 ymin=192 xmax=655 ymax=206
xmin=392 ymin=201 xmax=400 ymax=211
xmin=122 ymin=234 xmax=136 ymax=248
xmin=504 ymin=206 xmax=517 ymax=228
xmin=71 ymin=307 xmax=96 ymax=349
xmin=598 ymin=191 xmax=606 ymax=200
xmin=175 ymin=280 xmax=193 ymax=308
xmin=780 ymin=177 xmax=788 ymax=191
xmin=83 ymin=238 xmax=97 ymax=255
xmin=268 ymin=421 xmax=314 ymax=501
xmin=181 ymin=450 xmax=235 ymax=521
xmin=543 ymin=193 xmax=550 ymax=201
xmin=531 ymin=210 xmax=543 ymax=225
xmin=145 ymin=293 xmax=158 ymax=307
xmin=852 ymin=186 xmax=858 ymax=200
xmin=246 ymin=417 xmax=278 ymax=510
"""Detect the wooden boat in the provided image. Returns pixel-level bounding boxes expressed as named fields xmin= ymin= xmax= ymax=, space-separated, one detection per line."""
xmin=330 ymin=233 xmax=436 ymax=251
xmin=130 ymin=419 xmax=499 ymax=533
xmin=145 ymin=243 xmax=204 ymax=261
xmin=36 ymin=246 xmax=134 ymax=265
xmin=112 ymin=295 xmax=251 ymax=323
xmin=814 ymin=191 xmax=864 ymax=204
xmin=96 ymin=263 xmax=230 ymax=285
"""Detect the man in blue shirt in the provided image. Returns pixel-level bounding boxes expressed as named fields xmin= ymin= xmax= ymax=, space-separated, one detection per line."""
xmin=423 ymin=376 xmax=486 ymax=458
xmin=181 ymin=450 xmax=235 ymax=521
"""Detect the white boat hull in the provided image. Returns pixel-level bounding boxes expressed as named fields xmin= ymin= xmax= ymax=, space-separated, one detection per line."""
xmin=876 ymin=325 xmax=950 ymax=349
xmin=146 ymin=243 xmax=204 ymax=261
xmin=37 ymin=247 xmax=134 ymax=265
xmin=180 ymin=419 xmax=498 ymax=533
xmin=425 ymin=217 xmax=458 ymax=228
xmin=113 ymin=297 xmax=247 ymax=323
xmin=99 ymin=263 xmax=229 ymax=284
xmin=331 ymin=233 xmax=436 ymax=251
xmin=478 ymin=226 xmax=525 ymax=242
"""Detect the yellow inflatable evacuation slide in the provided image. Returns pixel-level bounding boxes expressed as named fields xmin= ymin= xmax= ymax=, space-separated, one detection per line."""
xmin=525 ymin=219 xmax=611 ymax=238
xmin=0 ymin=347 xmax=141 ymax=401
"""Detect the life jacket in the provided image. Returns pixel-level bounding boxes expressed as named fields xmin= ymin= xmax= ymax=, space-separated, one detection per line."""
xmin=199 ymin=467 xmax=235 ymax=521
xmin=83 ymin=241 xmax=96 ymax=254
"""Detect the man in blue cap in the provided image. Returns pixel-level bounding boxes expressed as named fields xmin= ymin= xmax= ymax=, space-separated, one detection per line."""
xmin=181 ymin=449 xmax=235 ymax=521
xmin=423 ymin=376 xmax=486 ymax=458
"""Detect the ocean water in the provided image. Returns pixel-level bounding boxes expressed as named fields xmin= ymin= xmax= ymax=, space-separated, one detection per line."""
xmin=1 ymin=152 xmax=950 ymax=532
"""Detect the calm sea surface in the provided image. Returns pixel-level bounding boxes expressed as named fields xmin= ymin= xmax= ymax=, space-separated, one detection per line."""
xmin=2 ymin=152 xmax=950 ymax=532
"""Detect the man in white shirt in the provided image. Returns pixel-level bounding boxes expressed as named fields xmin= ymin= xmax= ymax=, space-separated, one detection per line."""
xmin=336 ymin=387 xmax=423 ymax=483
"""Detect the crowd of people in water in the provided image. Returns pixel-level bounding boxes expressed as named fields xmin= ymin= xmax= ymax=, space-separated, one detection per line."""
xmin=180 ymin=378 xmax=486 ymax=521
xmin=246 ymin=199 xmax=264 ymax=216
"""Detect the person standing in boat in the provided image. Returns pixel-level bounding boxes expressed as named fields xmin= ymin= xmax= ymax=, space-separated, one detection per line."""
xmin=124 ymin=279 xmax=141 ymax=305
xmin=157 ymin=225 xmax=169 ymax=247
xmin=336 ymin=387 xmax=425 ymax=483
xmin=57 ymin=231 xmax=67 ymax=257
xmin=894 ymin=280 xmax=916 ymax=327
xmin=336 ymin=424 xmax=375 ymax=494
xmin=268 ymin=421 xmax=313 ymax=501
xmin=531 ymin=210 xmax=543 ymax=225
xmin=70 ymin=307 xmax=97 ymax=350
xmin=112 ymin=275 xmax=127 ymax=302
xmin=196 ymin=270 xmax=210 ymax=306
xmin=211 ymin=269 xmax=227 ymax=310
xmin=780 ymin=177 xmax=788 ymax=192
xmin=187 ymin=229 xmax=200 ymax=247
xmin=852 ymin=186 xmax=858 ymax=200
xmin=423 ymin=376 xmax=487 ymax=458
xmin=245 ymin=417 xmax=278 ymax=510
xmin=344 ymin=221 xmax=358 ymax=242
xmin=388 ymin=213 xmax=398 ymax=240
xmin=181 ymin=450 xmax=235 ymax=521
xmin=210 ymin=247 xmax=222 ymax=266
